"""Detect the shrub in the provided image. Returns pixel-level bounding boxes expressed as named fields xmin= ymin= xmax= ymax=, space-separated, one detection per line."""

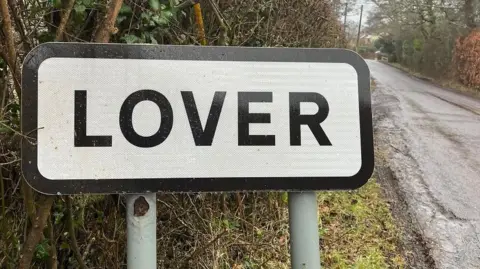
xmin=454 ymin=28 xmax=480 ymax=88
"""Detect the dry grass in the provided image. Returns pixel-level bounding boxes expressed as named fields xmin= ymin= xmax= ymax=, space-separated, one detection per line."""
xmin=371 ymin=78 xmax=377 ymax=92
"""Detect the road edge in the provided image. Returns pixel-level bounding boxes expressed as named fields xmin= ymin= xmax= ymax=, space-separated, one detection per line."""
xmin=376 ymin=60 xmax=480 ymax=100
xmin=374 ymin=164 xmax=436 ymax=269
xmin=371 ymin=77 xmax=436 ymax=268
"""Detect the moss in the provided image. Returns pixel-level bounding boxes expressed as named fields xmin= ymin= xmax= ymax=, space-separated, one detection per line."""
xmin=319 ymin=178 xmax=406 ymax=268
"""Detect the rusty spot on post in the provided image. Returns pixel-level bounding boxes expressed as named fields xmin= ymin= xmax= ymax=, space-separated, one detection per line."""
xmin=133 ymin=196 xmax=150 ymax=216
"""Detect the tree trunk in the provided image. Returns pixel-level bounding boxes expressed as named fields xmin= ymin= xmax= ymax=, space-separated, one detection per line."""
xmin=18 ymin=196 xmax=55 ymax=269
xmin=464 ymin=0 xmax=476 ymax=29
xmin=0 ymin=0 xmax=21 ymax=98
xmin=93 ymin=0 xmax=123 ymax=42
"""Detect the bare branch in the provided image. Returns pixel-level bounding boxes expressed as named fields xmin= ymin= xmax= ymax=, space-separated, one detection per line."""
xmin=94 ymin=0 xmax=124 ymax=42
xmin=0 ymin=0 xmax=21 ymax=98
xmin=55 ymin=0 xmax=76 ymax=41
xmin=66 ymin=196 xmax=88 ymax=269
xmin=175 ymin=0 xmax=199 ymax=10
xmin=7 ymin=0 xmax=32 ymax=52
xmin=207 ymin=0 xmax=229 ymax=45
xmin=181 ymin=229 xmax=228 ymax=268
xmin=18 ymin=196 xmax=55 ymax=269
xmin=21 ymin=180 xmax=36 ymax=225
xmin=46 ymin=218 xmax=58 ymax=269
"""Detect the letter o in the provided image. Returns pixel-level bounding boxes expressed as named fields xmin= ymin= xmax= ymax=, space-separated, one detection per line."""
xmin=119 ymin=90 xmax=173 ymax=148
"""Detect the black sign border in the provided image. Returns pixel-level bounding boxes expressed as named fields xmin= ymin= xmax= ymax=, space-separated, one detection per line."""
xmin=22 ymin=42 xmax=373 ymax=194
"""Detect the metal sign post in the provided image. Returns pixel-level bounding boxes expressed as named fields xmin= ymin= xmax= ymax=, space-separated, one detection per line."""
xmin=21 ymin=43 xmax=373 ymax=268
xmin=126 ymin=193 xmax=157 ymax=269
xmin=289 ymin=192 xmax=321 ymax=269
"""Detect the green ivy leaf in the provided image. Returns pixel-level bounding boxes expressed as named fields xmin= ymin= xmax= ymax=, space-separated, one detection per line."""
xmin=152 ymin=14 xmax=168 ymax=26
xmin=96 ymin=210 xmax=105 ymax=223
xmin=52 ymin=0 xmax=62 ymax=8
xmin=38 ymin=32 xmax=55 ymax=43
xmin=34 ymin=240 xmax=50 ymax=261
xmin=222 ymin=218 xmax=240 ymax=230
xmin=0 ymin=125 xmax=11 ymax=134
xmin=255 ymin=228 xmax=263 ymax=238
xmin=161 ymin=9 xmax=173 ymax=20
xmin=82 ymin=0 xmax=92 ymax=6
xmin=120 ymin=4 xmax=133 ymax=14
xmin=122 ymin=34 xmax=140 ymax=44
xmin=117 ymin=15 xmax=127 ymax=24
xmin=149 ymin=0 xmax=161 ymax=11
xmin=74 ymin=4 xmax=86 ymax=14
xmin=141 ymin=12 xmax=151 ymax=20
xmin=60 ymin=241 xmax=70 ymax=250
xmin=139 ymin=33 xmax=148 ymax=43
xmin=53 ymin=211 xmax=64 ymax=225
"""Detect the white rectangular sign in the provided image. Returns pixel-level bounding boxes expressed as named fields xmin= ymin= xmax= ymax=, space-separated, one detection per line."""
xmin=22 ymin=43 xmax=373 ymax=194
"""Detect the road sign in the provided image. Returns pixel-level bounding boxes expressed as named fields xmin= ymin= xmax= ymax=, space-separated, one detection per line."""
xmin=22 ymin=43 xmax=373 ymax=194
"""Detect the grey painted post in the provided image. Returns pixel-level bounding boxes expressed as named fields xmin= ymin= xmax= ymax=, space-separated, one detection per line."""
xmin=289 ymin=192 xmax=321 ymax=269
xmin=126 ymin=193 xmax=157 ymax=269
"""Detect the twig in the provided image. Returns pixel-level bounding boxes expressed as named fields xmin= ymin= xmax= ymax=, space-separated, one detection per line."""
xmin=18 ymin=195 xmax=55 ymax=269
xmin=222 ymin=193 xmax=227 ymax=214
xmin=102 ymin=232 xmax=116 ymax=243
xmin=0 ymin=172 xmax=9 ymax=269
xmin=55 ymin=0 xmax=76 ymax=41
xmin=239 ymin=17 xmax=265 ymax=46
xmin=187 ymin=194 xmax=209 ymax=226
xmin=0 ymin=256 xmax=6 ymax=269
xmin=235 ymin=192 xmax=244 ymax=216
xmin=175 ymin=0 xmax=198 ymax=10
xmin=44 ymin=21 xmax=90 ymax=43
xmin=258 ymin=252 xmax=277 ymax=268
xmin=46 ymin=218 xmax=58 ymax=269
xmin=264 ymin=1 xmax=273 ymax=45
xmin=181 ymin=229 xmax=228 ymax=268
xmin=0 ymin=122 xmax=36 ymax=145
xmin=76 ymin=8 xmax=95 ymax=38
xmin=11 ymin=173 xmax=21 ymax=197
xmin=207 ymin=0 xmax=229 ymax=45
xmin=0 ymin=172 xmax=5 ymax=222
xmin=21 ymin=179 xmax=36 ymax=225
xmin=66 ymin=196 xmax=88 ymax=269
xmin=0 ymin=159 xmax=20 ymax=166
xmin=7 ymin=0 xmax=32 ymax=51
xmin=82 ymin=235 xmax=95 ymax=262
xmin=1 ymin=73 xmax=8 ymax=109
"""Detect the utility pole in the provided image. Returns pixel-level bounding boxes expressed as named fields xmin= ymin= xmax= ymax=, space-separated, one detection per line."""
xmin=343 ymin=3 xmax=348 ymax=33
xmin=356 ymin=4 xmax=363 ymax=51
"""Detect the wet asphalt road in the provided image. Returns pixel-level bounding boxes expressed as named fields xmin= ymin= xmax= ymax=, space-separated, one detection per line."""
xmin=368 ymin=60 xmax=480 ymax=269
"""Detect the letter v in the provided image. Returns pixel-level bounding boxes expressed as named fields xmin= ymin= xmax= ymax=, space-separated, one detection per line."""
xmin=181 ymin=91 xmax=226 ymax=146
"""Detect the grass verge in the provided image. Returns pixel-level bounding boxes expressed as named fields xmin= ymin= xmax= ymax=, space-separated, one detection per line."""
xmin=1 ymin=178 xmax=406 ymax=268
xmin=319 ymin=177 xmax=405 ymax=268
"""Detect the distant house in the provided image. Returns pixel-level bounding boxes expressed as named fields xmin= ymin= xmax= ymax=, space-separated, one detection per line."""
xmin=359 ymin=34 xmax=379 ymax=46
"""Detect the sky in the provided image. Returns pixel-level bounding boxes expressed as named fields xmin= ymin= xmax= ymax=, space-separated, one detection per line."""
xmin=346 ymin=0 xmax=375 ymax=28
